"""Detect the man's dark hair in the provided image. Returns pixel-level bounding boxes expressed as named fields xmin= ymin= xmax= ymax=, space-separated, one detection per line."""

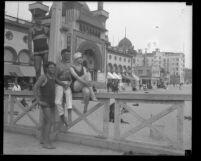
xmin=45 ymin=61 xmax=56 ymax=69
xmin=61 ymin=49 xmax=70 ymax=55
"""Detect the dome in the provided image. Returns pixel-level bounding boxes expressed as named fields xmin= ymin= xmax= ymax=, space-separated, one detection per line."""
xmin=78 ymin=2 xmax=90 ymax=11
xmin=118 ymin=37 xmax=133 ymax=49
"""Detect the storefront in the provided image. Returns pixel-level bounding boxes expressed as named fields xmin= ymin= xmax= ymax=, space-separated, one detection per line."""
xmin=4 ymin=63 xmax=36 ymax=90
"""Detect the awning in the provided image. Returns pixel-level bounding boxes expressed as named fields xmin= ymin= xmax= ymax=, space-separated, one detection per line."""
xmin=113 ymin=72 xmax=121 ymax=79
xmin=4 ymin=64 xmax=36 ymax=77
xmin=107 ymin=72 xmax=116 ymax=79
xmin=122 ymin=74 xmax=135 ymax=81
xmin=117 ymin=74 xmax=122 ymax=79
xmin=4 ymin=64 xmax=23 ymax=77
xmin=19 ymin=66 xmax=36 ymax=77
xmin=132 ymin=73 xmax=140 ymax=81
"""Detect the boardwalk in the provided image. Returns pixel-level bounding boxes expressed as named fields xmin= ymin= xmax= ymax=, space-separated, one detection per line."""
xmin=4 ymin=84 xmax=192 ymax=155
xmin=3 ymin=132 xmax=122 ymax=155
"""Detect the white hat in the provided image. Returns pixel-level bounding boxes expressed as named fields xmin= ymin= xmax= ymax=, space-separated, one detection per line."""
xmin=73 ymin=52 xmax=82 ymax=61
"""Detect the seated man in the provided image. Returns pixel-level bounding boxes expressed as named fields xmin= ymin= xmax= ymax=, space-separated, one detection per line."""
xmin=55 ymin=49 xmax=73 ymax=127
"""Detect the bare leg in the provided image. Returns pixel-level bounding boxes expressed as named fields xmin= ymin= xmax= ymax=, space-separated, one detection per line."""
xmin=89 ymin=87 xmax=97 ymax=101
xmin=42 ymin=53 xmax=48 ymax=74
xmin=82 ymin=87 xmax=90 ymax=113
xmin=60 ymin=114 xmax=68 ymax=127
xmin=42 ymin=107 xmax=56 ymax=149
xmin=65 ymin=87 xmax=72 ymax=122
xmin=40 ymin=110 xmax=46 ymax=144
xmin=34 ymin=55 xmax=42 ymax=80
xmin=68 ymin=109 xmax=72 ymax=123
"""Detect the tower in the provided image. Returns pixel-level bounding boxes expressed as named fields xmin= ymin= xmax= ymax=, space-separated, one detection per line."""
xmin=29 ymin=1 xmax=49 ymax=20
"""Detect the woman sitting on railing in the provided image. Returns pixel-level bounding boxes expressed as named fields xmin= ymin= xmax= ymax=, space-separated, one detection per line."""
xmin=70 ymin=52 xmax=98 ymax=113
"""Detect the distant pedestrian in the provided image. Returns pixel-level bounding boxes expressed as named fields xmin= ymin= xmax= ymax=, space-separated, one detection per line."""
xmin=12 ymin=79 xmax=21 ymax=91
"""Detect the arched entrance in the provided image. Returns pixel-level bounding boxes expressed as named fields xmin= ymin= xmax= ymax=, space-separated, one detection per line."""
xmin=82 ymin=49 xmax=97 ymax=80
xmin=77 ymin=41 xmax=102 ymax=81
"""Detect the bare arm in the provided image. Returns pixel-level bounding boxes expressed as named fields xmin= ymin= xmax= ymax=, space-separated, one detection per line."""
xmin=55 ymin=78 xmax=69 ymax=87
xmin=28 ymin=28 xmax=33 ymax=53
xmin=33 ymin=75 xmax=46 ymax=102
xmin=70 ymin=67 xmax=88 ymax=85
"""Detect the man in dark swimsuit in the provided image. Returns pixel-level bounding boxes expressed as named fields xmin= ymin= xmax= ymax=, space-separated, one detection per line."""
xmin=33 ymin=61 xmax=68 ymax=149
xmin=28 ymin=16 xmax=49 ymax=80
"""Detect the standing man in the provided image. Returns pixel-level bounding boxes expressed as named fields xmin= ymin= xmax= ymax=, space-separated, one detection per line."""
xmin=28 ymin=16 xmax=50 ymax=80
xmin=55 ymin=49 xmax=72 ymax=127
xmin=33 ymin=61 xmax=68 ymax=149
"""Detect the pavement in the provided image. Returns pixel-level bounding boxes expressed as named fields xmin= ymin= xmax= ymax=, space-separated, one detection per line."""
xmin=3 ymin=132 xmax=122 ymax=155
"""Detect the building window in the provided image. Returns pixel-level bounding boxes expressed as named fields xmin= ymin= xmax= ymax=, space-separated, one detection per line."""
xmin=138 ymin=70 xmax=143 ymax=74
xmin=119 ymin=57 xmax=121 ymax=61
xmin=114 ymin=56 xmax=117 ymax=60
xmin=109 ymin=55 xmax=112 ymax=59
xmin=124 ymin=58 xmax=126 ymax=62
xmin=128 ymin=59 xmax=130 ymax=63
xmin=5 ymin=31 xmax=13 ymax=40
xmin=23 ymin=35 xmax=28 ymax=44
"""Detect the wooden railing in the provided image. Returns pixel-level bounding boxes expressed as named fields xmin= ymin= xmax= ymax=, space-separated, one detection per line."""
xmin=4 ymin=90 xmax=192 ymax=154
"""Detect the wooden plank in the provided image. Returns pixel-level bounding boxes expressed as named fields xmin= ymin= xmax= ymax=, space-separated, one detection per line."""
xmin=4 ymin=90 xmax=192 ymax=101
xmin=15 ymin=100 xmax=39 ymax=128
xmin=103 ymin=100 xmax=110 ymax=138
xmin=4 ymin=96 xmax=8 ymax=125
xmin=124 ymin=104 xmax=180 ymax=149
xmin=114 ymin=100 xmax=121 ymax=140
xmin=13 ymin=101 xmax=38 ymax=124
xmin=67 ymin=102 xmax=104 ymax=129
xmin=73 ymin=107 xmax=104 ymax=136
xmin=8 ymin=95 xmax=14 ymax=125
xmin=121 ymin=104 xmax=179 ymax=139
xmin=177 ymin=103 xmax=184 ymax=150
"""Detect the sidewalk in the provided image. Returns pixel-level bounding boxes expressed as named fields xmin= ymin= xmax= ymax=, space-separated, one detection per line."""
xmin=3 ymin=132 xmax=122 ymax=155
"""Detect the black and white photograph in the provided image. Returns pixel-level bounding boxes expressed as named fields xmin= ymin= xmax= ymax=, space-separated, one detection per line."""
xmin=3 ymin=1 xmax=192 ymax=155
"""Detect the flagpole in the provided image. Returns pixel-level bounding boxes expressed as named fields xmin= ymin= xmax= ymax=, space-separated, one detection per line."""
xmin=17 ymin=1 xmax=19 ymax=21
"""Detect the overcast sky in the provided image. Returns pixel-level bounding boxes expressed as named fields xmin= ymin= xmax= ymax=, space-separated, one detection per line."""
xmin=5 ymin=1 xmax=192 ymax=69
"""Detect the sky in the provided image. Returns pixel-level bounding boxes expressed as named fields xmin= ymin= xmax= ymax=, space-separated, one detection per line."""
xmin=5 ymin=1 xmax=192 ymax=69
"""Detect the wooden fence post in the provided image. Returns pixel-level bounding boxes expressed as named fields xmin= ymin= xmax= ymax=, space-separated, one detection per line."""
xmin=8 ymin=95 xmax=14 ymax=126
xmin=114 ymin=99 xmax=121 ymax=140
xmin=4 ymin=96 xmax=8 ymax=125
xmin=177 ymin=102 xmax=184 ymax=150
xmin=103 ymin=100 xmax=110 ymax=138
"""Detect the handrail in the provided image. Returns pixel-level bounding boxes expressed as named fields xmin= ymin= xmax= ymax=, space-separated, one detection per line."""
xmin=4 ymin=90 xmax=192 ymax=101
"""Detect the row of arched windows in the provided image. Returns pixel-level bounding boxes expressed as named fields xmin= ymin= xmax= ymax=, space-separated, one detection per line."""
xmin=108 ymin=54 xmax=131 ymax=63
xmin=107 ymin=63 xmax=132 ymax=73
xmin=4 ymin=46 xmax=32 ymax=65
